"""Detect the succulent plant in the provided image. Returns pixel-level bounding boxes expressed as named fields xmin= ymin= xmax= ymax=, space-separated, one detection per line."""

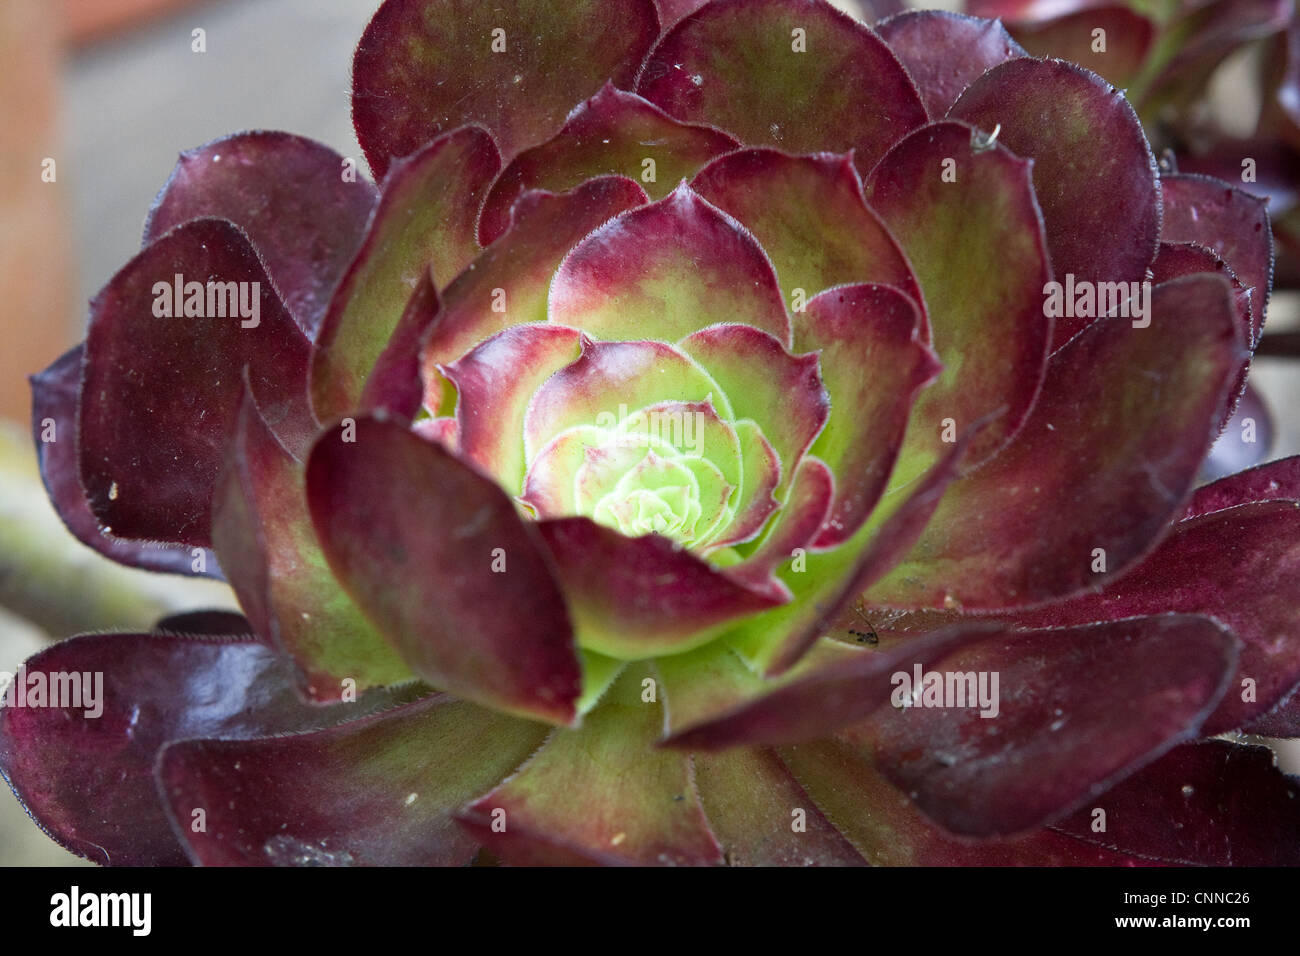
xmin=3 ymin=0 xmax=1298 ymax=866
xmin=966 ymin=0 xmax=1300 ymax=289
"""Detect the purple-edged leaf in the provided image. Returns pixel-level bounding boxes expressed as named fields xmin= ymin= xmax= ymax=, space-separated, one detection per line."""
xmin=864 ymin=120 xmax=1050 ymax=479
xmin=869 ymin=275 xmax=1244 ymax=611
xmin=709 ymin=421 xmax=781 ymax=550
xmin=796 ymin=284 xmax=940 ymax=546
xmin=420 ymin=177 xmax=649 ymax=406
xmin=143 ymin=131 xmax=378 ymax=339
xmin=520 ymin=426 xmax=615 ymax=520
xmin=0 ymin=631 xmax=415 ymax=866
xmin=950 ymin=56 xmax=1161 ymax=342
xmin=30 ymin=347 xmax=219 ymax=577
xmin=413 ymin=415 xmax=458 ymax=449
xmin=523 ymin=337 xmax=733 ymax=464
xmin=549 ymin=184 xmax=791 ymax=346
xmin=535 ymin=517 xmax=782 ymax=659
xmin=728 ymin=433 xmax=974 ymax=675
xmin=1150 ymin=240 xmax=1253 ymax=352
xmin=665 ymin=621 xmax=999 ymax=749
xmin=80 ymin=218 xmax=313 ymax=546
xmin=212 ymin=394 xmax=413 ymax=702
xmin=637 ymin=0 xmax=926 ymax=175
xmin=443 ymin=324 xmax=582 ymax=493
xmin=1007 ymin=500 xmax=1300 ymax=734
xmin=1003 ymin=7 xmax=1155 ymax=89
xmin=691 ymin=149 xmax=924 ymax=315
xmin=726 ymin=457 xmax=833 ymax=597
xmin=1053 ymin=740 xmax=1300 ymax=865
xmin=526 ymin=399 xmax=741 ymax=536
xmin=478 ymin=84 xmax=737 ymax=245
xmin=306 ymin=417 xmax=581 ymax=724
xmin=875 ymin=10 xmax=1026 ymax=117
xmin=1185 ymin=454 xmax=1300 ymax=520
xmin=854 ymin=615 xmax=1236 ymax=838
xmin=1149 ymin=240 xmax=1254 ymax=435
xmin=781 ymin=737 xmax=1157 ymax=865
xmin=693 ymin=747 xmax=866 ymax=866
xmin=1160 ymin=174 xmax=1273 ymax=341
xmin=311 ymin=126 xmax=499 ymax=423
xmin=351 ymin=0 xmax=660 ymax=179
xmin=678 ymin=323 xmax=827 ymax=499
xmin=459 ymin=666 xmax=724 ymax=866
xmin=158 ymin=695 xmax=546 ymax=866
xmin=357 ymin=271 xmax=441 ymax=421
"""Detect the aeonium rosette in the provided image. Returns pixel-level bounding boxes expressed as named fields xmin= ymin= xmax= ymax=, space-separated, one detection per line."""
xmin=3 ymin=0 xmax=1299 ymax=867
xmin=410 ymin=176 xmax=943 ymax=661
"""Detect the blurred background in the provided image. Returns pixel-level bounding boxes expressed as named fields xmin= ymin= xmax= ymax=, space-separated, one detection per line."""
xmin=0 ymin=0 xmax=1297 ymax=864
